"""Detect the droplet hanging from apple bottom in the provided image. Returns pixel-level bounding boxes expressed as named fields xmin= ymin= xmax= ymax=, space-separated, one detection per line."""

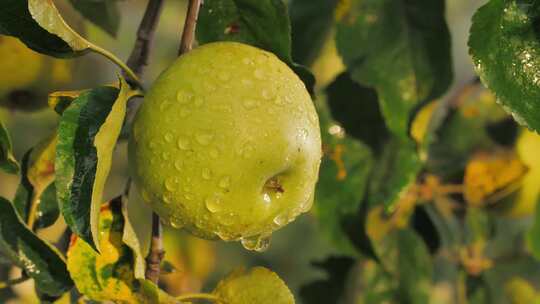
xmin=241 ymin=234 xmax=271 ymax=252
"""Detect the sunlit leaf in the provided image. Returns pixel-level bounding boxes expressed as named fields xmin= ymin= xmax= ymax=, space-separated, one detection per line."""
xmin=0 ymin=196 xmax=73 ymax=297
xmin=197 ymin=0 xmax=315 ymax=93
xmin=122 ymin=184 xmax=152 ymax=279
xmin=336 ymin=0 xmax=452 ymax=138
xmin=67 ymin=198 xmax=176 ymax=303
xmin=56 ymin=79 xmax=141 ymax=250
xmin=213 ymin=267 xmax=294 ymax=304
xmin=0 ymin=119 xmax=19 ymax=174
xmin=469 ymin=0 xmax=540 ymax=133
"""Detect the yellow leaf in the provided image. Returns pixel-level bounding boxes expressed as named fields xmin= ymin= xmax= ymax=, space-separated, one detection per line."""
xmin=464 ymin=150 xmax=527 ymax=207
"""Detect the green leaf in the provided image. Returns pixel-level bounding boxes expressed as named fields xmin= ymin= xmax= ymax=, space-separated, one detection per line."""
xmin=336 ymin=0 xmax=453 ymax=138
xmin=0 ymin=196 xmax=73 ymax=297
xmin=68 ymin=0 xmax=120 ymax=37
xmin=368 ymin=138 xmax=422 ymax=211
xmin=0 ymin=0 xmax=74 ymax=57
xmin=289 ymin=0 xmax=337 ymax=66
xmin=0 ymin=119 xmax=19 ymax=174
xmin=299 ymin=257 xmax=355 ymax=304
xmin=313 ymin=96 xmax=373 ymax=255
xmin=213 ymin=267 xmax=294 ymax=304
xmin=56 ymin=79 xmax=140 ymax=251
xmin=469 ymin=0 xmax=540 ymax=133
xmin=197 ymin=0 xmax=315 ymax=93
xmin=121 ymin=184 xmax=152 ymax=279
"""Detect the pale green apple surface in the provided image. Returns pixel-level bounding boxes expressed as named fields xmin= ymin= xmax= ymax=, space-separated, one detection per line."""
xmin=129 ymin=42 xmax=321 ymax=250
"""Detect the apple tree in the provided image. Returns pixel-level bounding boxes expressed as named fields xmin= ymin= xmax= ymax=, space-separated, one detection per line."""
xmin=1 ymin=0 xmax=540 ymax=303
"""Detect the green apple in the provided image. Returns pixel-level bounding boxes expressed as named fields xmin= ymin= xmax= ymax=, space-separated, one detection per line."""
xmin=129 ymin=42 xmax=321 ymax=250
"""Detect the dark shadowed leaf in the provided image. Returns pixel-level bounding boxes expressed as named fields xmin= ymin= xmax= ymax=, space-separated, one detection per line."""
xmin=336 ymin=0 xmax=453 ymax=138
xmin=68 ymin=0 xmax=120 ymax=37
xmin=0 ymin=196 xmax=73 ymax=297
xmin=0 ymin=119 xmax=19 ymax=174
xmin=289 ymin=0 xmax=337 ymax=66
xmin=469 ymin=0 xmax=540 ymax=133
xmin=300 ymin=257 xmax=355 ymax=304
xmin=56 ymin=79 xmax=140 ymax=251
xmin=197 ymin=0 xmax=315 ymax=93
xmin=326 ymin=72 xmax=389 ymax=153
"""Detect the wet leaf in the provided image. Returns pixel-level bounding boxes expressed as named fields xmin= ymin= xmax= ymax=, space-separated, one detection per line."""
xmin=197 ymin=0 xmax=315 ymax=93
xmin=0 ymin=119 xmax=19 ymax=174
xmin=469 ymin=0 xmax=540 ymax=133
xmin=56 ymin=79 xmax=141 ymax=250
xmin=68 ymin=0 xmax=120 ymax=37
xmin=0 ymin=196 xmax=73 ymax=297
xmin=336 ymin=0 xmax=453 ymax=138
xmin=213 ymin=267 xmax=294 ymax=304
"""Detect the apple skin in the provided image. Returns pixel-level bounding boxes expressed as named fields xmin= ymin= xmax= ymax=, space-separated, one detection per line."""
xmin=129 ymin=42 xmax=322 ymax=243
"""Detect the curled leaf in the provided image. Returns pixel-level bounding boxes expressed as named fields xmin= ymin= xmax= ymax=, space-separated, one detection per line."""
xmin=0 ymin=119 xmax=19 ymax=174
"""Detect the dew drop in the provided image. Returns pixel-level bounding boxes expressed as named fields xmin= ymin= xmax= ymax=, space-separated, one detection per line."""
xmin=176 ymin=89 xmax=194 ymax=104
xmin=219 ymin=176 xmax=231 ymax=189
xmin=243 ymin=99 xmax=257 ymax=109
xmin=184 ymin=193 xmax=194 ymax=201
xmin=202 ymin=168 xmax=213 ymax=180
xmin=254 ymin=69 xmax=265 ymax=80
xmin=162 ymin=151 xmax=170 ymax=160
xmin=164 ymin=178 xmax=176 ymax=191
xmin=164 ymin=132 xmax=174 ymax=143
xmin=209 ymin=148 xmax=220 ymax=159
xmin=242 ymin=58 xmax=254 ymax=65
xmin=196 ymin=132 xmax=214 ymax=146
xmin=170 ymin=217 xmax=184 ymax=229
xmin=174 ymin=159 xmax=183 ymax=170
xmin=263 ymin=193 xmax=272 ymax=203
xmin=177 ymin=137 xmax=190 ymax=150
xmin=205 ymin=195 xmax=222 ymax=213
xmin=162 ymin=195 xmax=171 ymax=204
xmin=273 ymin=214 xmax=288 ymax=227
xmin=241 ymin=234 xmax=272 ymax=252
xmin=261 ymin=89 xmax=272 ymax=100
xmin=220 ymin=212 xmax=235 ymax=226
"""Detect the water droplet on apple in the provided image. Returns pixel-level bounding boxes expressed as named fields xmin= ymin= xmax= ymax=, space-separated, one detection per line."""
xmin=243 ymin=58 xmax=254 ymax=65
xmin=196 ymin=132 xmax=214 ymax=146
xmin=162 ymin=195 xmax=171 ymax=204
xmin=202 ymin=168 xmax=212 ymax=180
xmin=174 ymin=159 xmax=183 ymax=170
xmin=254 ymin=69 xmax=265 ymax=79
xmin=261 ymin=89 xmax=272 ymax=100
xmin=243 ymin=99 xmax=257 ymax=109
xmin=273 ymin=214 xmax=287 ymax=227
xmin=176 ymin=89 xmax=194 ymax=104
xmin=205 ymin=195 xmax=222 ymax=213
xmin=177 ymin=137 xmax=190 ymax=150
xmin=220 ymin=212 xmax=235 ymax=226
xmin=209 ymin=148 xmax=220 ymax=159
xmin=162 ymin=151 xmax=170 ymax=160
xmin=184 ymin=193 xmax=194 ymax=200
xmin=170 ymin=217 xmax=184 ymax=229
xmin=179 ymin=108 xmax=191 ymax=118
xmin=218 ymin=176 xmax=231 ymax=189
xmin=164 ymin=132 xmax=174 ymax=142
xmin=164 ymin=178 xmax=176 ymax=191
xmin=241 ymin=234 xmax=271 ymax=252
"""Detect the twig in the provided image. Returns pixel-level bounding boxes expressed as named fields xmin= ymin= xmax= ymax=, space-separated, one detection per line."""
xmin=0 ymin=276 xmax=29 ymax=289
xmin=177 ymin=293 xmax=222 ymax=303
xmin=179 ymin=0 xmax=203 ymax=55
xmin=145 ymin=212 xmax=164 ymax=283
xmin=125 ymin=0 xmax=165 ymax=84
xmin=123 ymin=0 xmax=165 ymax=285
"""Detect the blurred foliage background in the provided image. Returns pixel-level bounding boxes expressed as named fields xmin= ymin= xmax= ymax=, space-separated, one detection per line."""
xmin=7 ymin=0 xmax=540 ymax=303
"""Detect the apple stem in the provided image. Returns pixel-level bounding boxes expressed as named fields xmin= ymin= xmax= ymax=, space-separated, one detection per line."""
xmin=179 ymin=0 xmax=203 ymax=55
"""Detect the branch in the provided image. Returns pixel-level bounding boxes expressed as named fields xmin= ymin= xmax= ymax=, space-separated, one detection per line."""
xmin=125 ymin=0 xmax=165 ymax=84
xmin=179 ymin=0 xmax=203 ymax=55
xmin=0 ymin=276 xmax=29 ymax=290
xmin=123 ymin=0 xmax=165 ymax=285
xmin=145 ymin=212 xmax=164 ymax=283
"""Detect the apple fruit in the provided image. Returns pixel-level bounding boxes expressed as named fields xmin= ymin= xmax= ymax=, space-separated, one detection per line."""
xmin=129 ymin=42 xmax=322 ymax=250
